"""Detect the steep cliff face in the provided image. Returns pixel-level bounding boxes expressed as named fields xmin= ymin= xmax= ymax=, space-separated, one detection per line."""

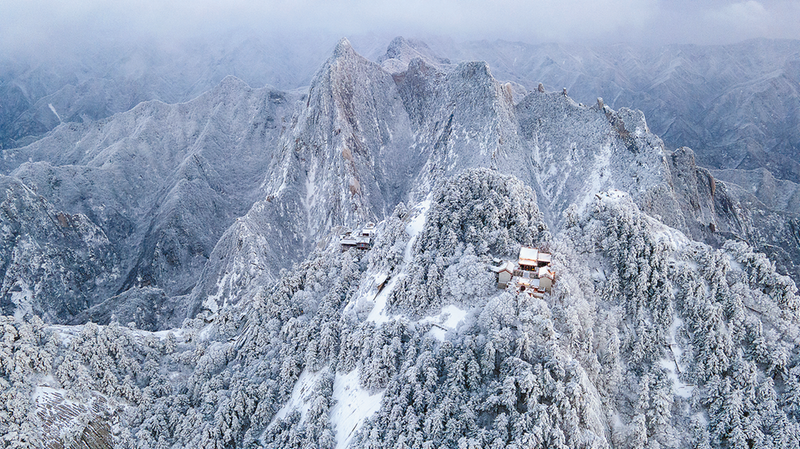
xmin=288 ymin=38 xmax=417 ymax=224
xmin=407 ymin=60 xmax=525 ymax=193
xmin=387 ymin=42 xmax=680 ymax=227
xmin=438 ymin=38 xmax=800 ymax=184
xmin=517 ymin=93 xmax=681 ymax=231
xmin=0 ymin=176 xmax=118 ymax=322
xmin=667 ymin=147 xmax=720 ymax=243
xmin=191 ymin=38 xmax=417 ymax=311
xmin=667 ymin=146 xmax=800 ymax=283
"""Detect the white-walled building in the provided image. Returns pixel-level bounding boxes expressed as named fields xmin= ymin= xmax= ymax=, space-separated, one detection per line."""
xmin=493 ymin=246 xmax=556 ymax=295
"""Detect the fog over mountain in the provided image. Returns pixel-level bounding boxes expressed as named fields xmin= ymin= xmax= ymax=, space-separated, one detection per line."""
xmin=1 ymin=3 xmax=800 ymax=447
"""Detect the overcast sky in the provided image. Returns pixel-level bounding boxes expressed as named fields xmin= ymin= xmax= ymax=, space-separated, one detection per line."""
xmin=2 ymin=0 xmax=799 ymax=57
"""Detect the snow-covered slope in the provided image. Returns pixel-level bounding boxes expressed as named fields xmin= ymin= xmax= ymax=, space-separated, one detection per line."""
xmin=189 ymin=38 xmax=418 ymax=312
xmin=0 ymin=176 xmax=117 ymax=322
xmin=2 ymin=169 xmax=799 ymax=448
xmin=0 ymin=33 xmax=336 ymax=150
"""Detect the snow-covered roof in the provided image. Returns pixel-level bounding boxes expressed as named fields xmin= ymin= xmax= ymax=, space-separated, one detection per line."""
xmin=519 ymin=247 xmax=539 ymax=266
xmin=517 ymin=277 xmax=541 ymax=289
xmin=342 ymin=224 xmax=376 ymax=247
xmin=491 ymin=261 xmax=515 ymax=274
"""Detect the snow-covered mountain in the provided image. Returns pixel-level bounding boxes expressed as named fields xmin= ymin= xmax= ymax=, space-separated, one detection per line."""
xmin=2 ymin=76 xmax=300 ymax=329
xmin=192 ymin=37 xmax=758 ymax=318
xmin=3 ymin=168 xmax=798 ymax=448
xmin=435 ymin=38 xmax=800 ymax=184
xmin=0 ymin=37 xmax=799 ymax=448
xmin=4 ymin=36 xmax=799 ymax=185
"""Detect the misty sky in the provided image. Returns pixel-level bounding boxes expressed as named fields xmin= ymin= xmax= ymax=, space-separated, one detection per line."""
xmin=2 ymin=0 xmax=800 ymax=56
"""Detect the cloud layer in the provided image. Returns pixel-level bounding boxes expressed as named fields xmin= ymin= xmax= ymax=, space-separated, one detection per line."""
xmin=1 ymin=0 xmax=799 ymax=57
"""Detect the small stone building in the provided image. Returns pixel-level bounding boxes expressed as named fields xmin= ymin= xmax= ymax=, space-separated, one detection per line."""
xmin=491 ymin=261 xmax=515 ymax=289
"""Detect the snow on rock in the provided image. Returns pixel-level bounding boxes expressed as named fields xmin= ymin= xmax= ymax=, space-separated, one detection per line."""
xmin=405 ymin=199 xmax=431 ymax=238
xmin=47 ymin=103 xmax=63 ymax=122
xmin=645 ymin=208 xmax=693 ymax=254
xmin=596 ymin=188 xmax=627 ymax=202
xmin=33 ymin=384 xmax=116 ymax=448
xmin=330 ymin=369 xmax=384 ymax=449
xmin=579 ymin=143 xmax=613 ymax=212
xmin=366 ymin=275 xmax=399 ymax=324
xmin=11 ymin=283 xmax=33 ymax=322
xmin=270 ymin=369 xmax=328 ymax=425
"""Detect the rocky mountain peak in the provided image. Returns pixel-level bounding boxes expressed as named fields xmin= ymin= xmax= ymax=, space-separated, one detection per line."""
xmin=332 ymin=37 xmax=356 ymax=60
xmin=454 ymin=60 xmax=493 ymax=82
xmin=378 ymin=36 xmax=450 ymax=74
xmin=211 ymin=74 xmax=251 ymax=94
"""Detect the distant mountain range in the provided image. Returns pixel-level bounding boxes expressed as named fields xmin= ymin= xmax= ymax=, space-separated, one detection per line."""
xmin=4 ymin=36 xmax=799 ymax=185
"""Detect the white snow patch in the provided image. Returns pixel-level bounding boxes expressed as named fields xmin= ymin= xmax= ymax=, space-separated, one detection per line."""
xmin=439 ymin=305 xmax=466 ymax=328
xmin=579 ymin=142 xmax=612 ymax=211
xmin=596 ymin=188 xmax=626 ymax=202
xmin=47 ymin=325 xmax=82 ymax=346
xmin=405 ymin=199 xmax=431 ymax=237
xmin=611 ymin=413 xmax=625 ymax=435
xmin=122 ymin=327 xmax=187 ymax=346
xmin=270 ymin=369 xmax=327 ymax=426
xmin=48 ymin=103 xmax=62 ymax=122
xmin=658 ymin=314 xmax=694 ymax=398
xmin=367 ymin=274 xmax=401 ymax=325
xmin=330 ymin=369 xmax=384 ymax=449
xmin=726 ymin=253 xmax=743 ymax=273
xmin=591 ymin=267 xmax=607 ymax=283
xmin=202 ymin=295 xmax=220 ymax=315
xmin=649 ymin=219 xmax=691 ymax=253
xmin=196 ymin=323 xmax=216 ymax=341
xmin=367 ymin=199 xmax=431 ymax=324
xmin=420 ymin=304 xmax=467 ymax=341
xmin=33 ymin=385 xmax=75 ymax=405
xmin=149 ymin=328 xmax=185 ymax=341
